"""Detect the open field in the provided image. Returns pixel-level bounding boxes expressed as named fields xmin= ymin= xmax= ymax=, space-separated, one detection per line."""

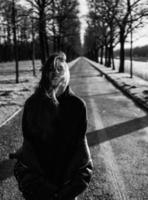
xmin=0 ymin=60 xmax=42 ymax=126
xmin=112 ymin=59 xmax=148 ymax=81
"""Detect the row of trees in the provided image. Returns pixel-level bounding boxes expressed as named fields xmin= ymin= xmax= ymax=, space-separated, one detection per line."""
xmin=0 ymin=0 xmax=81 ymax=82
xmin=84 ymin=0 xmax=148 ymax=73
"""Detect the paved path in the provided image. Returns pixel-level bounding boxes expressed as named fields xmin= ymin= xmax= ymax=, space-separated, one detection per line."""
xmin=1 ymin=58 xmax=148 ymax=199
xmin=71 ymin=58 xmax=148 ymax=200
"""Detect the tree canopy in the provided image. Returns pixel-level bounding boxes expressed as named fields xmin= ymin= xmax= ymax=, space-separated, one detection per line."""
xmin=0 ymin=0 xmax=82 ymax=63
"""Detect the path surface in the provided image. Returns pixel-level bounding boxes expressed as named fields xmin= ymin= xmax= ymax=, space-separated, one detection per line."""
xmin=1 ymin=58 xmax=148 ymax=199
xmin=71 ymin=58 xmax=148 ymax=200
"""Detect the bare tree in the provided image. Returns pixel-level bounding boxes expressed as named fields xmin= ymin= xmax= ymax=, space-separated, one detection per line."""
xmin=101 ymin=0 xmax=119 ymax=68
xmin=26 ymin=0 xmax=53 ymax=65
xmin=49 ymin=0 xmax=80 ymax=53
xmin=25 ymin=0 xmax=81 ymax=62
xmin=12 ymin=0 xmax=19 ymax=83
xmin=31 ymin=11 xmax=36 ymax=77
xmin=0 ymin=0 xmax=13 ymax=60
xmin=85 ymin=0 xmax=148 ymax=73
xmin=85 ymin=0 xmax=113 ymax=62
xmin=115 ymin=0 xmax=148 ymax=72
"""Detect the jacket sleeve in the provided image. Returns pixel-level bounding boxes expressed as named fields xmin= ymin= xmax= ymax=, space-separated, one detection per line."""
xmin=22 ymin=100 xmax=38 ymax=144
xmin=58 ymin=102 xmax=93 ymax=200
xmin=22 ymin=100 xmax=31 ymax=141
xmin=9 ymin=100 xmax=34 ymax=159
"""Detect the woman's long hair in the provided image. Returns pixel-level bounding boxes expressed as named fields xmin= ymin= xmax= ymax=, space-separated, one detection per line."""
xmin=36 ymin=52 xmax=70 ymax=104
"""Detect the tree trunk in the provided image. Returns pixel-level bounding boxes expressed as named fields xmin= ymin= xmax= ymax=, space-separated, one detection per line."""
xmin=57 ymin=35 xmax=61 ymax=51
xmin=32 ymin=40 xmax=36 ymax=76
xmin=119 ymin=30 xmax=125 ymax=73
xmin=7 ymin=22 xmax=11 ymax=44
xmin=31 ymin=17 xmax=36 ymax=76
xmin=39 ymin=9 xmax=47 ymax=66
xmin=94 ymin=46 xmax=98 ymax=62
xmin=107 ymin=37 xmax=114 ymax=68
xmin=98 ymin=48 xmax=100 ymax=63
xmin=39 ymin=26 xmax=46 ymax=65
xmin=100 ymin=46 xmax=103 ymax=64
xmin=111 ymin=49 xmax=115 ymax=70
xmin=53 ymin=36 xmax=56 ymax=52
xmin=52 ymin=22 xmax=57 ymax=51
xmin=60 ymin=36 xmax=64 ymax=51
xmin=12 ymin=0 xmax=19 ymax=83
xmin=45 ymin=30 xmax=49 ymax=57
xmin=107 ymin=45 xmax=112 ymax=67
xmin=105 ymin=45 xmax=108 ymax=67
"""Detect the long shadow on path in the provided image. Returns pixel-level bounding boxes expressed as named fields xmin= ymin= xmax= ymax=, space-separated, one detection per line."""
xmin=87 ymin=115 xmax=148 ymax=146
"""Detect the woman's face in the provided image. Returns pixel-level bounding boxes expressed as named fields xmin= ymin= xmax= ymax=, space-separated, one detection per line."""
xmin=54 ymin=56 xmax=67 ymax=76
xmin=47 ymin=53 xmax=70 ymax=97
xmin=50 ymin=55 xmax=68 ymax=87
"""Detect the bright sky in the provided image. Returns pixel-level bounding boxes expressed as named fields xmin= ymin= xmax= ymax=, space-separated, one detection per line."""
xmin=78 ymin=0 xmax=89 ymax=45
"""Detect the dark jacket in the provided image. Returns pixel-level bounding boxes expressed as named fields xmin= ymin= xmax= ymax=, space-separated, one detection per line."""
xmin=13 ymin=86 xmax=93 ymax=200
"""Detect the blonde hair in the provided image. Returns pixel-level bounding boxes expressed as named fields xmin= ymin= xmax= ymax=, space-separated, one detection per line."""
xmin=37 ymin=52 xmax=70 ymax=105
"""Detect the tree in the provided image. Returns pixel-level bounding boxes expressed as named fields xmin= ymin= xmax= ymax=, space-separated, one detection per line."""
xmin=26 ymin=0 xmax=53 ymax=65
xmin=12 ymin=0 xmax=19 ymax=83
xmin=101 ymin=0 xmax=119 ymax=68
xmin=85 ymin=0 xmax=112 ymax=62
xmin=0 ymin=0 xmax=13 ymax=60
xmin=21 ymin=0 xmax=81 ymax=63
xmin=85 ymin=0 xmax=148 ymax=73
xmin=115 ymin=0 xmax=148 ymax=72
xmin=49 ymin=0 xmax=81 ymax=59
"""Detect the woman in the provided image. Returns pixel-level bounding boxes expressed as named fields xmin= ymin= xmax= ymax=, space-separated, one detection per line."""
xmin=12 ymin=52 xmax=93 ymax=200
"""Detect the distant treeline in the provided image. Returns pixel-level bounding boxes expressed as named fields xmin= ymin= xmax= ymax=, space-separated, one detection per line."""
xmin=115 ymin=45 xmax=148 ymax=60
xmin=0 ymin=41 xmax=41 ymax=62
xmin=0 ymin=41 xmax=80 ymax=63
